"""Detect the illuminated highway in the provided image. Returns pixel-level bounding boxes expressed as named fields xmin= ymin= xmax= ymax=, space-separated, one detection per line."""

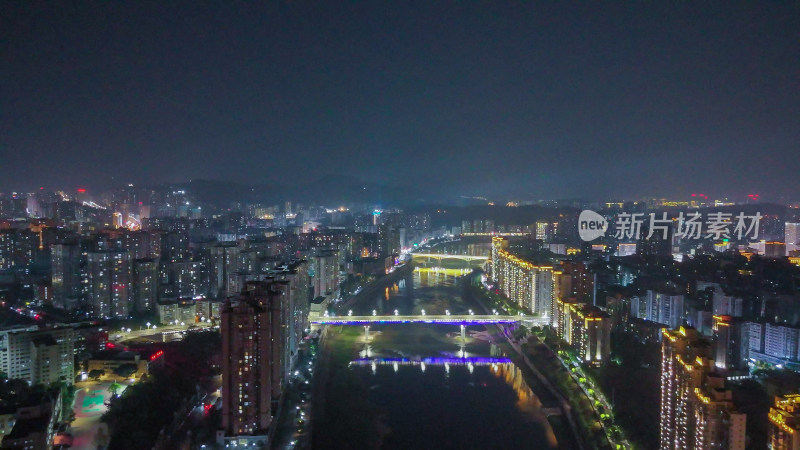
xmin=111 ymin=323 xmax=216 ymax=344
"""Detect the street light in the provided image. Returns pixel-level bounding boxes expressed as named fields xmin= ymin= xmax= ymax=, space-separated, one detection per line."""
xmin=421 ymin=309 xmax=426 ymax=316
xmin=146 ymin=322 xmax=151 ymax=329
xmin=446 ymin=310 xmax=450 ymax=316
xmin=394 ymin=309 xmax=399 ymax=316
xmin=348 ymin=310 xmax=353 ymax=317
xmin=372 ymin=310 xmax=377 ymax=316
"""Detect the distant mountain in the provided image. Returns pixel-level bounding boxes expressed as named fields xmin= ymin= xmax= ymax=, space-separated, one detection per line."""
xmin=166 ymin=177 xmax=434 ymax=208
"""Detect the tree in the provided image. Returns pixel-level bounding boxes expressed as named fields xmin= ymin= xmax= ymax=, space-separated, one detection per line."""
xmin=108 ymin=381 xmax=123 ymax=397
xmin=512 ymin=325 xmax=529 ymax=341
xmin=113 ymin=363 xmax=139 ymax=379
xmin=89 ymin=369 xmax=105 ymax=380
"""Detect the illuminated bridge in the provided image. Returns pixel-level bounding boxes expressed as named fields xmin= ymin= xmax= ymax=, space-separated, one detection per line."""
xmin=311 ymin=314 xmax=548 ymax=326
xmin=411 ymin=253 xmax=488 ymax=261
xmin=349 ymin=356 xmax=513 ymax=367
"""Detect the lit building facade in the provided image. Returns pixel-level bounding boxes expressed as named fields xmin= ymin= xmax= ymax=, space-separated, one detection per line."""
xmin=86 ymin=250 xmax=132 ymax=318
xmin=768 ymin=394 xmax=800 ymax=450
xmin=660 ymin=327 xmax=745 ymax=449
xmin=220 ymin=282 xmax=282 ymax=443
xmin=0 ymin=326 xmax=75 ymax=386
xmin=554 ymin=298 xmax=611 ymax=366
xmin=786 ymin=223 xmax=800 ymax=255
xmin=747 ymin=322 xmax=800 ymax=369
xmin=633 ymin=290 xmax=684 ymax=329
xmin=490 ymin=237 xmax=553 ymax=317
xmin=557 ymin=261 xmax=595 ymax=303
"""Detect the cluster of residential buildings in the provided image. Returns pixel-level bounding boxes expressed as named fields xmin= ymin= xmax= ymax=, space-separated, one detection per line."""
xmin=490 ymin=236 xmax=612 ymax=364
xmin=0 ymin=187 xmax=444 ymax=449
xmin=660 ymin=326 xmax=800 ymax=449
xmin=487 ymin=215 xmax=800 ymax=448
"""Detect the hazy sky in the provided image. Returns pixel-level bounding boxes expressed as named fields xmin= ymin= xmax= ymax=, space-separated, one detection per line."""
xmin=2 ymin=2 xmax=799 ymax=200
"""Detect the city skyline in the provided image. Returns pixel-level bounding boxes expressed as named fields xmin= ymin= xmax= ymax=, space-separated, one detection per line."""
xmin=2 ymin=3 xmax=800 ymax=449
xmin=3 ymin=2 xmax=799 ymax=199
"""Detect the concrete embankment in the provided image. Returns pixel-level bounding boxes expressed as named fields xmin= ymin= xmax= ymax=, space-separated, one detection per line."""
xmin=338 ymin=263 xmax=414 ymax=311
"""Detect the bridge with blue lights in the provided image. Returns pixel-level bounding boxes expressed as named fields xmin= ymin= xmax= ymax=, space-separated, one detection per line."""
xmin=349 ymin=356 xmax=512 ymax=367
xmin=310 ymin=314 xmax=548 ymax=326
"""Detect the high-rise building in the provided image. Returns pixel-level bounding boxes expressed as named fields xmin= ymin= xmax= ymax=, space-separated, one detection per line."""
xmin=122 ymin=230 xmax=161 ymax=260
xmin=220 ymin=282 xmax=282 ymax=445
xmin=51 ymin=242 xmax=83 ymax=310
xmin=557 ymin=261 xmax=595 ymax=303
xmin=637 ymin=219 xmax=674 ymax=258
xmin=639 ymin=290 xmax=684 ymax=329
xmin=490 ymin=238 xmax=553 ymax=316
xmin=712 ymin=291 xmax=743 ymax=317
xmin=747 ymin=322 xmax=800 ymax=368
xmin=132 ymin=259 xmax=158 ymax=313
xmin=269 ymin=260 xmax=312 ymax=387
xmin=553 ymin=298 xmax=611 ymax=365
xmin=377 ymin=224 xmax=401 ymax=257
xmin=0 ymin=326 xmax=75 ymax=386
xmin=170 ymin=260 xmax=203 ymax=298
xmin=86 ymin=250 xmax=132 ymax=318
xmin=204 ymin=243 xmax=240 ymax=298
xmin=312 ymin=250 xmax=339 ymax=299
xmin=712 ymin=315 xmax=747 ymax=372
xmin=535 ymin=221 xmax=556 ymax=242
xmin=768 ymin=393 xmax=800 ymax=450
xmin=660 ymin=327 xmax=746 ymax=449
xmin=0 ymin=229 xmax=38 ymax=270
xmin=786 ymin=223 xmax=800 ymax=255
xmin=160 ymin=230 xmax=190 ymax=263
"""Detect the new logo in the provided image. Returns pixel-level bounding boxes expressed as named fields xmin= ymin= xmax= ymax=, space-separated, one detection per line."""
xmin=578 ymin=210 xmax=608 ymax=242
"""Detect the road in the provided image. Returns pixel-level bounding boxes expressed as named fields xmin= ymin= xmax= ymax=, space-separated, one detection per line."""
xmin=110 ymin=322 xmax=215 ymax=344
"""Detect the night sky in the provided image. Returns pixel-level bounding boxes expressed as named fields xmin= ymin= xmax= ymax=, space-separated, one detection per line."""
xmin=2 ymin=2 xmax=799 ymax=200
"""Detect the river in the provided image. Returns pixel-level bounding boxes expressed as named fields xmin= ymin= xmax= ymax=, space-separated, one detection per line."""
xmin=314 ymin=269 xmax=565 ymax=449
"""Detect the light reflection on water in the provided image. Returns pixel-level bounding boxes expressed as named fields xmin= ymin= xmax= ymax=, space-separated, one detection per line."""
xmin=349 ymin=361 xmax=558 ymax=449
xmin=336 ymin=269 xmax=559 ymax=448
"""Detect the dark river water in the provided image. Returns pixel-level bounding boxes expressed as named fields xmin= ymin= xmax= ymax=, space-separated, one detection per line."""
xmin=322 ymin=269 xmax=560 ymax=449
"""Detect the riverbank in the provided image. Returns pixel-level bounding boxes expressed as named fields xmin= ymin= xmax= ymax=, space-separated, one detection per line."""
xmin=460 ymin=281 xmax=591 ymax=449
xmin=337 ymin=263 xmax=414 ymax=313
xmin=465 ymin=277 xmax=632 ymax=449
